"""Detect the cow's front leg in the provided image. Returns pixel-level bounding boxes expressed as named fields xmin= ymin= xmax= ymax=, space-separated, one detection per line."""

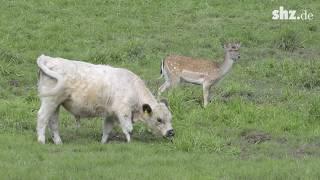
xmin=117 ymin=113 xmax=133 ymax=143
xmin=101 ymin=116 xmax=114 ymax=144
xmin=75 ymin=115 xmax=81 ymax=128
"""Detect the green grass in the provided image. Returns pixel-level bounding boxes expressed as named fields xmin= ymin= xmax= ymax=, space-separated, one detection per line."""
xmin=1 ymin=0 xmax=320 ymax=179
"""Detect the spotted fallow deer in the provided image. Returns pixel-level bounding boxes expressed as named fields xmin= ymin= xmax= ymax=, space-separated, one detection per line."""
xmin=158 ymin=42 xmax=241 ymax=107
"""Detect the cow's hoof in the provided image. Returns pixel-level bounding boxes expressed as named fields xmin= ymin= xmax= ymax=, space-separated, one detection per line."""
xmin=101 ymin=136 xmax=108 ymax=144
xmin=37 ymin=136 xmax=45 ymax=144
xmin=53 ymin=139 xmax=63 ymax=145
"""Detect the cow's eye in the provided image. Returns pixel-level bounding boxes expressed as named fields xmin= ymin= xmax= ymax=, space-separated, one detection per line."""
xmin=157 ymin=118 xmax=163 ymax=123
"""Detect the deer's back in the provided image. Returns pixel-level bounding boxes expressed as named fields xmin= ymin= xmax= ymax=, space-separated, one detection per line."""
xmin=164 ymin=55 xmax=220 ymax=75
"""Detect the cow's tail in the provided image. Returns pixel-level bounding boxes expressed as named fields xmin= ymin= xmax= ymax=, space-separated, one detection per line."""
xmin=157 ymin=58 xmax=165 ymax=80
xmin=37 ymin=54 xmax=65 ymax=97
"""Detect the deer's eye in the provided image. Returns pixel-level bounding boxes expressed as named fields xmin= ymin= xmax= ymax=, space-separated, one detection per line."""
xmin=157 ymin=118 xmax=163 ymax=123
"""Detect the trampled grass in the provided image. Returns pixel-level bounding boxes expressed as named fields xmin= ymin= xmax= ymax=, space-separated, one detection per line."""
xmin=1 ymin=0 xmax=320 ymax=179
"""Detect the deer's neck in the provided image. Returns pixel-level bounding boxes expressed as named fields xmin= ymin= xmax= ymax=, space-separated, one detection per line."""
xmin=219 ymin=52 xmax=234 ymax=76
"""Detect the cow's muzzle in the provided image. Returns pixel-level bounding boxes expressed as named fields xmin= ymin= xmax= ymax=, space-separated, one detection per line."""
xmin=165 ymin=129 xmax=175 ymax=138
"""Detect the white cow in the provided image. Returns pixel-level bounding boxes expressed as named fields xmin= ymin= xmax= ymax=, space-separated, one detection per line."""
xmin=36 ymin=55 xmax=174 ymax=144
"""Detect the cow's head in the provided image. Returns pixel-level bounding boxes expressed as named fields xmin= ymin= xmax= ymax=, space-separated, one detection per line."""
xmin=141 ymin=99 xmax=174 ymax=139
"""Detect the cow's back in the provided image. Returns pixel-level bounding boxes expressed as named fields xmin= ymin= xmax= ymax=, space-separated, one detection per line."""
xmin=39 ymin=56 xmax=146 ymax=118
xmin=58 ymin=60 xmax=140 ymax=117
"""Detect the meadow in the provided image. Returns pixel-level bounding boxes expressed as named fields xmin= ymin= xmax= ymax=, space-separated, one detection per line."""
xmin=1 ymin=0 xmax=320 ymax=179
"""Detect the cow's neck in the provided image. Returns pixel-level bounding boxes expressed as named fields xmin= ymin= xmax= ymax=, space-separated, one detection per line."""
xmin=138 ymin=86 xmax=158 ymax=107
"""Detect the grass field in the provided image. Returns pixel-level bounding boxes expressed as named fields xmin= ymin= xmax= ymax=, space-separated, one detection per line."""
xmin=1 ymin=0 xmax=320 ymax=179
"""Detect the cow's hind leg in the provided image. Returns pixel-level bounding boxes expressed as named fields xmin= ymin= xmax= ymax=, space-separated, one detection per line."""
xmin=48 ymin=106 xmax=62 ymax=144
xmin=101 ymin=116 xmax=115 ymax=144
xmin=37 ymin=98 xmax=59 ymax=144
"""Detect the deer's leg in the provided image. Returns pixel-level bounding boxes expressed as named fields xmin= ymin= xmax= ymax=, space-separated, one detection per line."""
xmin=158 ymin=76 xmax=180 ymax=96
xmin=158 ymin=81 xmax=171 ymax=95
xmin=202 ymin=81 xmax=212 ymax=107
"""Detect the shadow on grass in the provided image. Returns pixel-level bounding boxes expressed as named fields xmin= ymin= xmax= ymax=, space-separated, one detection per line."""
xmin=50 ymin=127 xmax=166 ymax=144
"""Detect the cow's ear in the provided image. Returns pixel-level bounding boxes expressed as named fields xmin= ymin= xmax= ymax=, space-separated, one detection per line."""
xmin=160 ymin=99 xmax=169 ymax=107
xmin=142 ymin=104 xmax=152 ymax=114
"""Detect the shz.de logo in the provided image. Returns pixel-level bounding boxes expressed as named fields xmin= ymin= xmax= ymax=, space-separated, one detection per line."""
xmin=272 ymin=6 xmax=313 ymax=20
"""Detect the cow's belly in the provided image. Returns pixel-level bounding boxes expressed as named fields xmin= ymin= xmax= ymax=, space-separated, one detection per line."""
xmin=62 ymin=85 xmax=112 ymax=118
xmin=62 ymin=75 xmax=113 ymax=118
xmin=62 ymin=98 xmax=110 ymax=118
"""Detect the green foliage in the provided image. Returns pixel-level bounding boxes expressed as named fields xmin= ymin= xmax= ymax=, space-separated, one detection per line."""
xmin=275 ymin=29 xmax=303 ymax=52
xmin=309 ymin=97 xmax=320 ymax=122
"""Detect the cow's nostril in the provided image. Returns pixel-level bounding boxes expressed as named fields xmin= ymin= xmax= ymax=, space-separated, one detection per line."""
xmin=166 ymin=129 xmax=175 ymax=137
